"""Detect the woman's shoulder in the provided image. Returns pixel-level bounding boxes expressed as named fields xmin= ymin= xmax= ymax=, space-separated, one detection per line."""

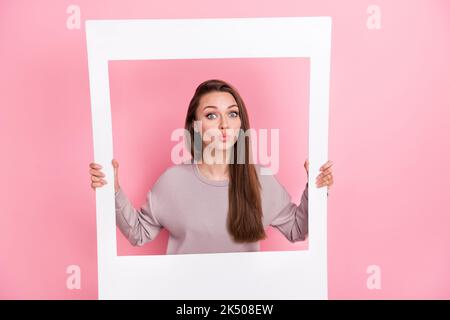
xmin=152 ymin=162 xmax=194 ymax=188
xmin=254 ymin=163 xmax=278 ymax=183
xmin=253 ymin=163 xmax=290 ymax=198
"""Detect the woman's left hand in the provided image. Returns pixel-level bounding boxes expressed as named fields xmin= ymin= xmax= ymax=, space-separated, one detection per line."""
xmin=304 ymin=159 xmax=334 ymax=192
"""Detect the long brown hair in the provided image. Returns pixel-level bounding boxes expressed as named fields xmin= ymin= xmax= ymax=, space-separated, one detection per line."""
xmin=184 ymin=79 xmax=267 ymax=243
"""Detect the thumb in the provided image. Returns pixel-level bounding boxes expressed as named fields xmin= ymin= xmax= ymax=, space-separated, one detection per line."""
xmin=112 ymin=158 xmax=119 ymax=186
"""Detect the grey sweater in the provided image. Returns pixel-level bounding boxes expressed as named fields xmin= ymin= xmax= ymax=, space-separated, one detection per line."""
xmin=115 ymin=163 xmax=308 ymax=254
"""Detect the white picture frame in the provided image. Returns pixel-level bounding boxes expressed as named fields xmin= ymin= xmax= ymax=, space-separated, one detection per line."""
xmin=86 ymin=16 xmax=332 ymax=299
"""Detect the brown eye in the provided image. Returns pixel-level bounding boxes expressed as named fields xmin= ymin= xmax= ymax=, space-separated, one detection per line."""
xmin=229 ymin=111 xmax=239 ymax=118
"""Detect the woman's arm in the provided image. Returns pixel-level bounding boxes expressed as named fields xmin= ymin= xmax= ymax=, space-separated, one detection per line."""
xmin=270 ymin=182 xmax=309 ymax=242
xmin=269 ymin=159 xmax=333 ymax=242
xmin=115 ymin=187 xmax=163 ymax=246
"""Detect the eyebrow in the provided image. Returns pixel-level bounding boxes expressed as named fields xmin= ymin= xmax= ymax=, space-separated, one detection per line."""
xmin=203 ymin=104 xmax=238 ymax=111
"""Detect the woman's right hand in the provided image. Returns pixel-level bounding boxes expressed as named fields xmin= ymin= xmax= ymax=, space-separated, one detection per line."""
xmin=89 ymin=158 xmax=120 ymax=193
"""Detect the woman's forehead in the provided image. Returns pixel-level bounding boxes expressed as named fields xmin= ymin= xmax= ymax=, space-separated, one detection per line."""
xmin=199 ymin=91 xmax=236 ymax=106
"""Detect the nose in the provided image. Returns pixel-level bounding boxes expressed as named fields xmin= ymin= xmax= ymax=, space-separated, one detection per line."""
xmin=219 ymin=116 xmax=228 ymax=130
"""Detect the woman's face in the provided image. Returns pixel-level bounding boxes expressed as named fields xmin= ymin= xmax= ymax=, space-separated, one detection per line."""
xmin=195 ymin=91 xmax=242 ymax=152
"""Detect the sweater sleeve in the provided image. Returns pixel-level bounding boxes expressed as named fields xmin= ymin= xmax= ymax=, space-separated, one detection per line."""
xmin=114 ymin=187 xmax=163 ymax=246
xmin=269 ymin=182 xmax=309 ymax=242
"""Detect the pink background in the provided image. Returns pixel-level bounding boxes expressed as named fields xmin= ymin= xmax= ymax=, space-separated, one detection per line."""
xmin=1 ymin=0 xmax=449 ymax=299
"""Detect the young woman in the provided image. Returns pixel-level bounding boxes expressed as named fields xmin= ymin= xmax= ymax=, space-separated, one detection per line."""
xmin=89 ymin=79 xmax=334 ymax=254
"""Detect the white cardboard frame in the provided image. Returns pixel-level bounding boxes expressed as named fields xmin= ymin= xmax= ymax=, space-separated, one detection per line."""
xmin=86 ymin=16 xmax=332 ymax=300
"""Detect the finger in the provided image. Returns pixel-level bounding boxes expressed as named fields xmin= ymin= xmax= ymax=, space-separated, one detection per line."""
xmin=316 ymin=182 xmax=327 ymax=188
xmin=316 ymin=171 xmax=331 ymax=180
xmin=91 ymin=176 xmax=107 ymax=183
xmin=316 ymin=172 xmax=333 ymax=182
xmin=328 ymin=176 xmax=334 ymax=186
xmin=324 ymin=172 xmax=333 ymax=180
xmin=320 ymin=160 xmax=333 ymax=171
xmin=318 ymin=176 xmax=333 ymax=188
xmin=318 ymin=167 xmax=333 ymax=176
xmin=316 ymin=175 xmax=332 ymax=186
xmin=89 ymin=163 xmax=103 ymax=169
xmin=91 ymin=182 xmax=104 ymax=188
xmin=90 ymin=169 xmax=105 ymax=177
xmin=112 ymin=161 xmax=119 ymax=175
xmin=317 ymin=172 xmax=332 ymax=183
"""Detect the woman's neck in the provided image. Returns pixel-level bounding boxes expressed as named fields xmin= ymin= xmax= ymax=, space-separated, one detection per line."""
xmin=196 ymin=148 xmax=231 ymax=181
xmin=197 ymin=162 xmax=229 ymax=181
